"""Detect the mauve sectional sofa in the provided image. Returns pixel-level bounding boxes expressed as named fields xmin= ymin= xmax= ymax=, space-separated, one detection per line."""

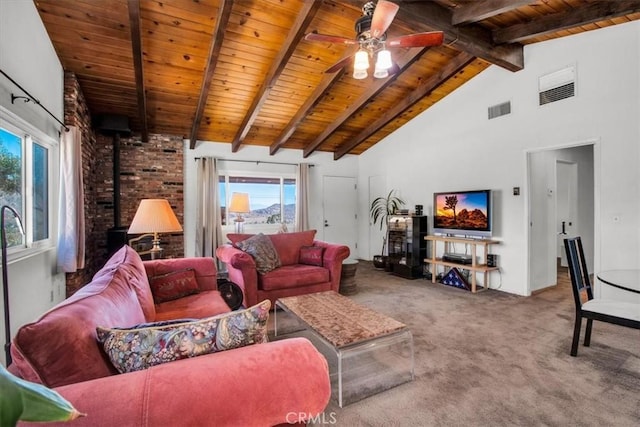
xmin=10 ymin=245 xmax=331 ymax=426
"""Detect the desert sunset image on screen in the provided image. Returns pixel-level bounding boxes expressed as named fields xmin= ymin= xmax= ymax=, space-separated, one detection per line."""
xmin=434 ymin=192 xmax=489 ymax=231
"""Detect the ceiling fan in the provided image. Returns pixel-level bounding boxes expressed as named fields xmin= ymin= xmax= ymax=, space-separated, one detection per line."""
xmin=305 ymin=0 xmax=444 ymax=79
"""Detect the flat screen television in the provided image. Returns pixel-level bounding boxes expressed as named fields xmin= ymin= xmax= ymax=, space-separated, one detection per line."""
xmin=433 ymin=189 xmax=492 ymax=238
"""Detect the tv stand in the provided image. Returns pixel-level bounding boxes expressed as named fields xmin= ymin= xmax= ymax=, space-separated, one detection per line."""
xmin=424 ymin=235 xmax=500 ymax=293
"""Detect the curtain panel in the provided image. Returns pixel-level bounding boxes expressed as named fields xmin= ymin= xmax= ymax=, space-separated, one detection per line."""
xmin=195 ymin=157 xmax=224 ymax=258
xmin=56 ymin=126 xmax=85 ymax=272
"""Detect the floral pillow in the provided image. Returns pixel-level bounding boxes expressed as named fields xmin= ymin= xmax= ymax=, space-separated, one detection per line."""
xmin=96 ymin=300 xmax=271 ymax=374
xmin=234 ymin=233 xmax=281 ymax=274
xmin=299 ymin=246 xmax=324 ymax=266
xmin=148 ymin=268 xmax=199 ymax=303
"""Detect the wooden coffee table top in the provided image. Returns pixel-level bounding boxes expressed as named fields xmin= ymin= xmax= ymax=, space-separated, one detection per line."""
xmin=276 ymin=291 xmax=406 ymax=348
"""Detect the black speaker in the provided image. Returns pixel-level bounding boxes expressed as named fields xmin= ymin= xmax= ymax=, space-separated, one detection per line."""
xmin=487 ymin=254 xmax=497 ymax=267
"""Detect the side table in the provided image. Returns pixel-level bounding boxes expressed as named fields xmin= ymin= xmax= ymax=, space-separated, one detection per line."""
xmin=340 ymin=259 xmax=359 ymax=295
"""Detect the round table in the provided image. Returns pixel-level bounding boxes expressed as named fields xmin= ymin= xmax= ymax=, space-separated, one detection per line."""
xmin=596 ymin=269 xmax=640 ymax=294
xmin=340 ymin=259 xmax=359 ymax=295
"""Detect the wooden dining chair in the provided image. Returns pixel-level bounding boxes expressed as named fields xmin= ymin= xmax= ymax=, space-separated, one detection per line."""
xmin=564 ymin=237 xmax=640 ymax=356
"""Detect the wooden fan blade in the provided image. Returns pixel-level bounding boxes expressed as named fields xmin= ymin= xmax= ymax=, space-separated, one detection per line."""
xmin=387 ymin=32 xmax=444 ymax=48
xmin=305 ymin=32 xmax=357 ymax=45
xmin=325 ymin=55 xmax=353 ymax=74
xmin=371 ymin=0 xmax=399 ymax=39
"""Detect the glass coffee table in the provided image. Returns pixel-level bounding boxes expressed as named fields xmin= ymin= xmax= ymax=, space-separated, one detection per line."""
xmin=274 ymin=291 xmax=414 ymax=407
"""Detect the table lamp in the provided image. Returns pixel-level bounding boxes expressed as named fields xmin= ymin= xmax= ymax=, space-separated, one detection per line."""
xmin=229 ymin=192 xmax=250 ymax=233
xmin=128 ymin=199 xmax=182 ymax=259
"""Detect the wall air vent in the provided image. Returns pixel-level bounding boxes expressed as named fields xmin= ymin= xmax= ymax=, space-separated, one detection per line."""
xmin=539 ymin=66 xmax=575 ymax=105
xmin=488 ymin=101 xmax=511 ymax=120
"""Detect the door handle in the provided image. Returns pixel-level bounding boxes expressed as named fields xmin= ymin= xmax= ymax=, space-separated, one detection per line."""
xmin=560 ymin=221 xmax=567 ymax=235
xmin=324 ymin=220 xmax=329 ymax=227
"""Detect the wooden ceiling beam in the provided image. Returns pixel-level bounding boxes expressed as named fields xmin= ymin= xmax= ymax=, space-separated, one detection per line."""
xmin=396 ymin=2 xmax=523 ymax=72
xmin=127 ymin=0 xmax=148 ymax=142
xmin=493 ymin=1 xmax=640 ymax=44
xmin=452 ymin=0 xmax=533 ymax=25
xmin=334 ymin=51 xmax=475 ymax=160
xmin=189 ymin=0 xmax=234 ymax=150
xmin=230 ymin=1 xmax=323 ymax=153
xmin=302 ymin=46 xmax=431 ymax=158
xmin=269 ymin=54 xmax=353 ymax=156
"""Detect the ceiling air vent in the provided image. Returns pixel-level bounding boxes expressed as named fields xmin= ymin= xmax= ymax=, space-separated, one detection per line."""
xmin=539 ymin=66 xmax=575 ymax=105
xmin=488 ymin=101 xmax=511 ymax=120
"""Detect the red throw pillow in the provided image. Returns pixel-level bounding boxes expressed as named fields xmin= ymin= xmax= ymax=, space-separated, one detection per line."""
xmin=149 ymin=269 xmax=199 ymax=303
xmin=299 ymin=246 xmax=324 ymax=266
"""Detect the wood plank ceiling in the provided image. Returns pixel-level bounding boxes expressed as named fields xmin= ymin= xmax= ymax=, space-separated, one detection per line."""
xmin=34 ymin=0 xmax=640 ymax=160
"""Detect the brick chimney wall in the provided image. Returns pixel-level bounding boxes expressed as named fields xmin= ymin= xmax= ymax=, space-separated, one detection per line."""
xmin=95 ymin=132 xmax=185 ymax=260
xmin=64 ymin=72 xmax=185 ymax=296
xmin=63 ymin=71 xmax=99 ymax=295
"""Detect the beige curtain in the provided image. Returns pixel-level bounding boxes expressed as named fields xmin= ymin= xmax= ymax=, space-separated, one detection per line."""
xmin=56 ymin=126 xmax=85 ymax=272
xmin=195 ymin=157 xmax=224 ymax=258
xmin=295 ymin=163 xmax=310 ymax=231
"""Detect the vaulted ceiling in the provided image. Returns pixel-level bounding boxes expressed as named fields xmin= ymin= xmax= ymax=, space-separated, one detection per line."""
xmin=35 ymin=0 xmax=640 ymax=160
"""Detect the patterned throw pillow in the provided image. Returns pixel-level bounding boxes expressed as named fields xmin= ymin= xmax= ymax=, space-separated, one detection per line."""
xmin=148 ymin=268 xmax=200 ymax=303
xmin=96 ymin=300 xmax=271 ymax=374
xmin=299 ymin=246 xmax=324 ymax=266
xmin=234 ymin=233 xmax=281 ymax=274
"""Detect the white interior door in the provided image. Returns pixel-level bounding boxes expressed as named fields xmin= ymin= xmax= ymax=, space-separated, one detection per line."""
xmin=322 ymin=176 xmax=357 ymax=257
xmin=556 ymin=160 xmax=578 ymax=267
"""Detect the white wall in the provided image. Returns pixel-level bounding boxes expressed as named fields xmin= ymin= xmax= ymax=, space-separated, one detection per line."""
xmin=0 ymin=0 xmax=63 ymax=139
xmin=358 ymin=21 xmax=640 ymax=296
xmin=183 ymin=141 xmax=358 ymax=257
xmin=0 ymin=1 xmax=66 ymax=366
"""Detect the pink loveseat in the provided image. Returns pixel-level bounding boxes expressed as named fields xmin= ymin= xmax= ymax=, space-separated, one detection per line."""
xmin=10 ymin=245 xmax=331 ymax=426
xmin=216 ymin=230 xmax=350 ymax=307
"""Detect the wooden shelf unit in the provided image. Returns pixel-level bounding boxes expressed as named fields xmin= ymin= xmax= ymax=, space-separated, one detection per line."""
xmin=424 ymin=235 xmax=500 ymax=293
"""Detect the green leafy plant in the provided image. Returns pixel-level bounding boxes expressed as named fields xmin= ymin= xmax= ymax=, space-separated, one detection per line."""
xmin=369 ymin=190 xmax=405 ymax=257
xmin=0 ymin=364 xmax=84 ymax=426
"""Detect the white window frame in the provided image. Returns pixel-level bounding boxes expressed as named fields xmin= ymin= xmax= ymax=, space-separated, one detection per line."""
xmin=219 ymin=169 xmax=297 ymax=234
xmin=0 ymin=106 xmax=58 ymax=261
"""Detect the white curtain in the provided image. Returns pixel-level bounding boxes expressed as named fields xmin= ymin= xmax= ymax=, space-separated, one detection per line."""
xmin=195 ymin=157 xmax=224 ymax=258
xmin=295 ymin=163 xmax=310 ymax=231
xmin=57 ymin=126 xmax=85 ymax=272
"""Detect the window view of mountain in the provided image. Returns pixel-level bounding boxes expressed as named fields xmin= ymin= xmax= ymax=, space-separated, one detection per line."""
xmin=224 ymin=203 xmax=295 ymax=225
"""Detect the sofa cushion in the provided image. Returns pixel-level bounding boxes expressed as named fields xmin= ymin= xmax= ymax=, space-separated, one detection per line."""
xmin=10 ymin=246 xmax=148 ymax=387
xmin=235 ymin=233 xmax=281 ymax=274
xmin=96 ymin=300 xmax=271 ymax=374
xmin=149 ymin=268 xmax=199 ymax=303
xmin=299 ymin=246 xmax=324 ymax=266
xmin=154 ymin=290 xmax=231 ymax=321
xmin=144 ymin=257 xmax=218 ymax=291
xmin=260 ymin=265 xmax=330 ymax=291
xmin=228 ymin=230 xmax=317 ymax=266
xmin=268 ymin=230 xmax=316 ymax=266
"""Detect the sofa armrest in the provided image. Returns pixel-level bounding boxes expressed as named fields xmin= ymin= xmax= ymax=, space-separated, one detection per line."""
xmin=20 ymin=338 xmax=330 ymax=427
xmin=143 ymin=257 xmax=218 ymax=291
xmin=313 ymin=241 xmax=351 ymax=293
xmin=216 ymin=244 xmax=259 ymax=307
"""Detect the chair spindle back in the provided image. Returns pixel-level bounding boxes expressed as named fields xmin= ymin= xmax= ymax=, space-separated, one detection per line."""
xmin=564 ymin=237 xmax=593 ymax=309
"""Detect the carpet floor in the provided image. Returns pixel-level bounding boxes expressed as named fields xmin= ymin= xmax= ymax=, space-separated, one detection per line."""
xmin=271 ymin=261 xmax=640 ymax=427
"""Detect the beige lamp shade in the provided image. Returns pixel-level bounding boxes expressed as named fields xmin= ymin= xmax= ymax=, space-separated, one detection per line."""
xmin=128 ymin=199 xmax=183 ymax=235
xmin=229 ymin=192 xmax=250 ymax=213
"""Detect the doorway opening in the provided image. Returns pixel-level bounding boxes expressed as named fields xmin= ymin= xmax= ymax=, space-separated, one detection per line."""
xmin=527 ymin=142 xmax=596 ymax=295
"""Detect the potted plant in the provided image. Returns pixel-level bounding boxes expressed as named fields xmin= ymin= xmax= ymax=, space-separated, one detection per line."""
xmin=0 ymin=364 xmax=84 ymax=425
xmin=369 ymin=190 xmax=405 ymax=268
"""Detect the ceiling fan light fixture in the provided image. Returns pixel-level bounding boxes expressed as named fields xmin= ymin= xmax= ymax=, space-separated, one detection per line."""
xmin=376 ymin=49 xmax=392 ymax=70
xmin=373 ymin=66 xmax=389 ymax=79
xmin=354 ymin=49 xmax=369 ymax=71
xmin=353 ymin=69 xmax=368 ymax=79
